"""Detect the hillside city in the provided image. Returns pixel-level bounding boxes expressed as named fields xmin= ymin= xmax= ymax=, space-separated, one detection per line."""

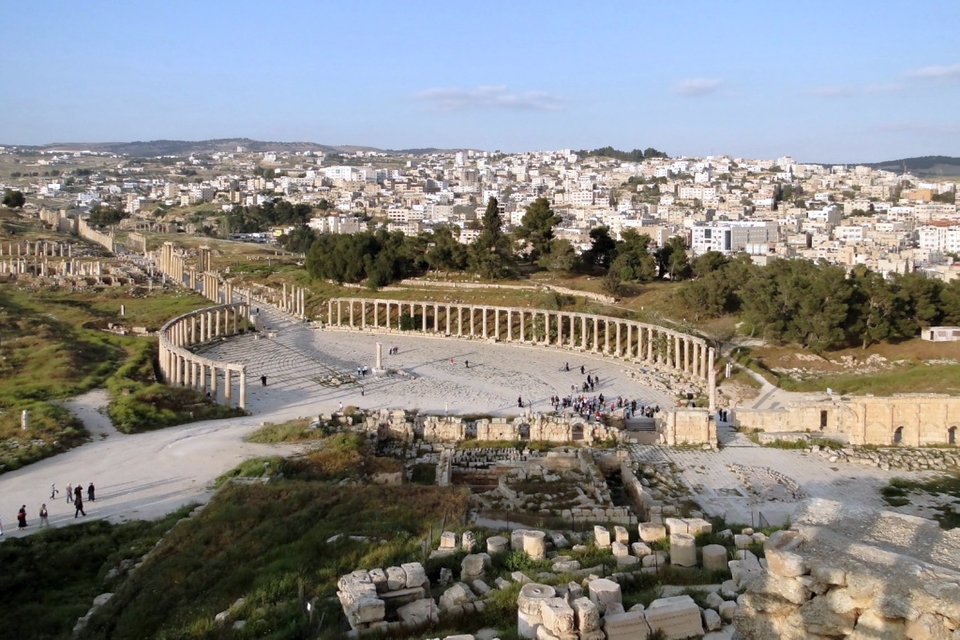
xmin=2 ymin=144 xmax=958 ymax=278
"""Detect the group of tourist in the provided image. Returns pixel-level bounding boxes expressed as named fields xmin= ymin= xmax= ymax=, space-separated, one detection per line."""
xmin=1 ymin=481 xmax=96 ymax=535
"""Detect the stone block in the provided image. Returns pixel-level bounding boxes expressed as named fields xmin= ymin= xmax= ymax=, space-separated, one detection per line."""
xmin=734 ymin=534 xmax=753 ymax=549
xmin=368 ymin=568 xmax=387 ymax=592
xmin=632 ymin=542 xmax=652 ymax=557
xmin=645 ymin=595 xmax=705 ymax=639
xmin=572 ymin=597 xmax=601 ymax=632
xmin=685 ymin=518 xmax=713 ymax=535
xmin=641 ymin=551 xmax=668 ymax=568
xmin=766 ymin=547 xmax=806 ymax=578
xmin=461 ymin=554 xmax=488 ymax=581
xmin=764 ymin=529 xmax=802 ymax=553
xmin=603 ymin=610 xmax=651 ymax=639
xmin=905 ymin=612 xmax=952 ymax=640
xmin=588 ymin=578 xmax=622 ymax=614
xmin=664 ymin=517 xmax=687 ymax=534
xmin=439 ymin=583 xmax=475 ymax=611
xmin=349 ymin=596 xmax=385 ymax=626
xmin=810 ymin=564 xmax=846 ymax=587
xmin=461 ymin=531 xmax=477 ymax=553
xmin=486 ymin=535 xmax=509 ymax=555
xmin=719 ymin=600 xmax=737 ymax=621
xmin=524 ymin=530 xmax=547 ymax=561
xmin=517 ymin=583 xmax=556 ymax=639
xmin=540 ymin=597 xmax=576 ymax=636
xmin=669 ymin=533 xmax=697 ymax=567
xmin=789 ymin=595 xmax=857 ymax=636
xmin=550 ymin=532 xmax=570 ymax=549
xmin=401 ymin=562 xmax=427 ymax=589
xmin=702 ymin=544 xmax=728 ymax=571
xmin=638 ymin=523 xmax=666 ymax=542
xmin=471 ymin=579 xmax=490 ymax=596
xmin=512 ymin=529 xmax=531 ymax=551
xmin=852 ymin=609 xmax=906 ymax=639
xmin=702 ymin=607 xmax=722 ymax=631
xmin=616 ymin=555 xmax=639 ymax=568
xmin=594 ymin=526 xmax=611 ymax=548
xmin=614 ymin=525 xmax=629 ymax=544
xmin=705 ymin=592 xmax=725 ymax=610
xmin=386 ymin=566 xmax=406 ymax=591
xmin=611 ymin=541 xmax=629 ymax=557
xmin=552 ymin=559 xmax=581 ymax=573
xmin=439 ymin=531 xmax=458 ymax=550
xmin=396 ymin=598 xmax=438 ymax=626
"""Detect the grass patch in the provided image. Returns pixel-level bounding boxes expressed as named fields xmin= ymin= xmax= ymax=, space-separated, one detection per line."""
xmin=245 ymin=418 xmax=328 ymax=443
xmin=881 ymin=473 xmax=960 ymax=528
xmin=77 ymin=482 xmax=469 ymax=640
xmin=778 ymin=363 xmax=960 ymax=395
xmin=759 ymin=437 xmax=844 ymax=450
xmin=0 ymin=284 xmax=228 ymax=468
xmin=215 ymin=456 xmax=289 ymax=488
xmin=0 ymin=506 xmax=193 ymax=640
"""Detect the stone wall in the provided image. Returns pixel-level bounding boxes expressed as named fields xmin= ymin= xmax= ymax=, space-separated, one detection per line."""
xmin=733 ymin=498 xmax=960 ymax=639
xmin=735 ymin=394 xmax=960 ymax=447
xmin=657 ymin=408 xmax=717 ymax=447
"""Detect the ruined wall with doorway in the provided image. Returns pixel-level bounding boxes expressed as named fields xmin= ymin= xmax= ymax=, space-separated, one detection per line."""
xmin=656 ymin=408 xmax=716 ymax=447
xmin=735 ymin=394 xmax=960 ymax=447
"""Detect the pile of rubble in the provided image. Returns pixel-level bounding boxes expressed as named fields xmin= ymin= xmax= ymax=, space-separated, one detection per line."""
xmin=809 ymin=444 xmax=960 ymax=472
xmin=733 ymin=497 xmax=960 ymax=639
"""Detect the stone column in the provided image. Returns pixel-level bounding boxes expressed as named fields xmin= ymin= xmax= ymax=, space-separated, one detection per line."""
xmin=445 ymin=305 xmax=451 ymax=335
xmin=373 ymin=301 xmax=379 ymax=328
xmin=211 ymin=365 xmax=218 ymax=401
xmin=327 ymin=300 xmax=333 ymax=325
xmin=593 ymin=317 xmax=599 ymax=352
xmin=361 ymin=300 xmax=367 ymax=329
xmin=616 ymin=322 xmax=622 ymax=356
xmin=708 ymin=347 xmax=716 ymax=413
xmin=647 ymin=328 xmax=654 ymax=363
xmin=604 ymin=319 xmax=610 ymax=354
xmin=470 ymin=306 xmax=475 ymax=336
xmin=458 ymin=306 xmax=463 ymax=337
xmin=520 ymin=310 xmax=526 ymax=342
xmin=421 ymin=304 xmax=427 ymax=332
xmin=376 ymin=342 xmax=383 ymax=370
xmin=238 ymin=369 xmax=246 ymax=410
xmin=349 ymin=300 xmax=354 ymax=327
xmin=482 ymin=308 xmax=488 ymax=338
xmin=224 ymin=369 xmax=232 ymax=403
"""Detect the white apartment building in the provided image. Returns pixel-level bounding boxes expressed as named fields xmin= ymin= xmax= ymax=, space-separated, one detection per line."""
xmin=918 ymin=225 xmax=960 ymax=254
xmin=690 ymin=220 xmax=779 ymax=256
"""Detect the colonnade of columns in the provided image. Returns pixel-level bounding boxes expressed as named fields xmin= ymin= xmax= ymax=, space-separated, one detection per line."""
xmin=0 ymin=241 xmax=73 ymax=257
xmin=325 ymin=298 xmax=714 ymax=382
xmin=280 ymin=283 xmax=306 ymax=318
xmin=0 ymin=258 xmax=103 ymax=276
xmin=157 ymin=302 xmax=250 ymax=409
xmin=158 ymin=241 xmax=185 ymax=284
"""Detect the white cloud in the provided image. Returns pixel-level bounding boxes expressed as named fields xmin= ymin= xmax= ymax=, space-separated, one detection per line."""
xmin=906 ymin=63 xmax=960 ymax=79
xmin=806 ymin=86 xmax=856 ymax=98
xmin=672 ymin=78 xmax=723 ymax=97
xmin=412 ymin=85 xmax=564 ymax=111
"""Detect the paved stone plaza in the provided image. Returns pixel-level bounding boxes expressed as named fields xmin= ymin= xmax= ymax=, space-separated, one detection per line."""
xmin=196 ymin=305 xmax=679 ymax=419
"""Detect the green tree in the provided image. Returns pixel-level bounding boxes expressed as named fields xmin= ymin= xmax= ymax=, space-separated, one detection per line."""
xmin=609 ymin=230 xmax=657 ymax=284
xmin=514 ymin=197 xmax=561 ymax=263
xmin=471 ymin=197 xmax=513 ymax=279
xmin=87 ymin=203 xmax=128 ymax=227
xmin=582 ymin=226 xmax=617 ymax=272
xmin=540 ymin=238 xmax=578 ymax=272
xmin=655 ymin=236 xmax=692 ymax=280
xmin=2 ymin=189 xmax=25 ymax=208
xmin=425 ymin=225 xmax=468 ymax=272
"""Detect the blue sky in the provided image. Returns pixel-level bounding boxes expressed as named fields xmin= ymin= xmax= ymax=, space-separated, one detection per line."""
xmin=3 ymin=0 xmax=959 ymax=162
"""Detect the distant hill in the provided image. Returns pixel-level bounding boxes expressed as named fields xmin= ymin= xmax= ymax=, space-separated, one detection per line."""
xmin=859 ymin=156 xmax=960 ymax=178
xmin=17 ymin=138 xmax=384 ymax=157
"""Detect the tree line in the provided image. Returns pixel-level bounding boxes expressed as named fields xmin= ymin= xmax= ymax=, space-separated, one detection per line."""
xmin=679 ymin=254 xmax=960 ymax=350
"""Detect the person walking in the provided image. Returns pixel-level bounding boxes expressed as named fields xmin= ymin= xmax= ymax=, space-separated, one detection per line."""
xmin=74 ymin=494 xmax=86 ymax=518
xmin=580 ymin=364 xmax=585 ymax=375
xmin=66 ymin=482 xmax=73 ymax=504
xmin=260 ymin=375 xmax=267 ymax=386
xmin=50 ymin=483 xmax=59 ymax=500
xmin=517 ymin=396 xmax=523 ymax=408
xmin=74 ymin=484 xmax=82 ymax=504
xmin=87 ymin=482 xmax=96 ymax=502
xmin=39 ymin=504 xmax=49 ymax=528
xmin=17 ymin=505 xmax=27 ymax=530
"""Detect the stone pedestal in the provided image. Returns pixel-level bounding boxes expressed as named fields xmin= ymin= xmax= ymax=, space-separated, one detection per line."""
xmin=523 ymin=530 xmax=546 ymax=561
xmin=702 ymin=544 xmax=728 ymax=571
xmin=486 ymin=536 xmax=509 ymax=555
xmin=670 ymin=533 xmax=697 ymax=567
xmin=517 ymin=583 xmax=556 ymax=639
